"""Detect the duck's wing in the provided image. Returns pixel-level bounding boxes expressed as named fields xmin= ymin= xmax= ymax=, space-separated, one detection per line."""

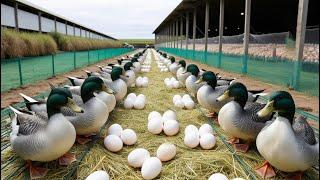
xmin=60 ymin=94 xmax=84 ymax=116
xmin=293 ymin=115 xmax=317 ymax=145
xmin=64 ymin=86 xmax=81 ymax=96
xmin=20 ymin=93 xmax=47 ymax=112
xmin=244 ymin=102 xmax=273 ymax=123
xmin=67 ymin=76 xmax=85 ymax=86
xmin=9 ymin=106 xmax=47 ymax=136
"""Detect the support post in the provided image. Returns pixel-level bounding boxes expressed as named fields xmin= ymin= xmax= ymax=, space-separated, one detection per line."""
xmin=18 ymin=58 xmax=23 ymax=85
xmin=54 ymin=17 xmax=57 ymax=32
xmin=204 ymin=0 xmax=210 ymax=63
xmin=186 ymin=12 xmax=190 ymax=51
xmin=38 ymin=12 xmax=42 ymax=33
xmin=193 ymin=8 xmax=197 ymax=58
xmin=73 ymin=24 xmax=76 ymax=36
xmin=52 ymin=54 xmax=55 ymax=76
xmin=65 ymin=21 xmax=68 ymax=35
xmin=180 ymin=16 xmax=183 ymax=50
xmin=292 ymin=0 xmax=309 ymax=89
xmin=218 ymin=0 xmax=225 ymax=68
xmin=242 ymin=0 xmax=251 ymax=74
xmin=14 ymin=2 xmax=19 ymax=31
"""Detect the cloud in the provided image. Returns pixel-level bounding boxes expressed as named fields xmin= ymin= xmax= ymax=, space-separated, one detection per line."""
xmin=25 ymin=0 xmax=182 ymax=39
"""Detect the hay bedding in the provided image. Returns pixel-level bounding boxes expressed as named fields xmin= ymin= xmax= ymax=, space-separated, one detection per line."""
xmin=1 ymin=50 xmax=319 ymax=180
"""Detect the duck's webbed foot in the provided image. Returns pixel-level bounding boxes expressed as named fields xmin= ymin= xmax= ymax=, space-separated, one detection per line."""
xmin=233 ymin=142 xmax=251 ymax=153
xmin=58 ymin=152 xmax=76 ymax=166
xmin=288 ymin=171 xmax=303 ymax=180
xmin=255 ymin=161 xmax=276 ymax=179
xmin=227 ymin=137 xmax=240 ymax=144
xmin=76 ymin=135 xmax=93 ymax=145
xmin=26 ymin=160 xmax=48 ymax=179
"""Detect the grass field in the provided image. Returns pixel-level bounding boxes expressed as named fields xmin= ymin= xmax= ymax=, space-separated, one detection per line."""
xmin=120 ymin=39 xmax=155 ymax=45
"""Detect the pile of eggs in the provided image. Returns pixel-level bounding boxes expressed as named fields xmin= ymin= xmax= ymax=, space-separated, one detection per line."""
xmin=127 ymin=143 xmax=176 ymax=179
xmin=85 ymin=170 xmax=110 ymax=180
xmin=136 ymin=76 xmax=149 ymax=87
xmin=164 ymin=77 xmax=181 ymax=89
xmin=124 ymin=93 xmax=146 ymax=109
xmin=147 ymin=110 xmax=180 ymax=136
xmin=104 ymin=124 xmax=137 ymax=152
xmin=184 ymin=124 xmax=216 ymax=149
xmin=157 ymin=62 xmax=169 ymax=72
xmin=172 ymin=94 xmax=195 ymax=109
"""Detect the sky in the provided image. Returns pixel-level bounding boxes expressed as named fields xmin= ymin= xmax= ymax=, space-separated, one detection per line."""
xmin=26 ymin=0 xmax=182 ymax=39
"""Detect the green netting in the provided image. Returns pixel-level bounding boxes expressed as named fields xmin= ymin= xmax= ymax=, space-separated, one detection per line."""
xmin=1 ymin=48 xmax=133 ymax=92
xmin=160 ymin=48 xmax=319 ymax=97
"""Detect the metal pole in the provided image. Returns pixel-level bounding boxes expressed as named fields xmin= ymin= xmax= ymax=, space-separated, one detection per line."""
xmin=218 ymin=0 xmax=225 ymax=68
xmin=18 ymin=58 xmax=23 ymax=85
xmin=74 ymin=51 xmax=76 ymax=69
xmin=65 ymin=21 xmax=68 ymax=35
xmin=176 ymin=20 xmax=179 ymax=49
xmin=38 ymin=12 xmax=42 ymax=33
xmin=243 ymin=0 xmax=251 ymax=74
xmin=54 ymin=17 xmax=57 ymax=32
xmin=52 ymin=54 xmax=55 ymax=76
xmin=88 ymin=50 xmax=90 ymax=64
xmin=292 ymin=0 xmax=309 ymax=89
xmin=14 ymin=2 xmax=19 ymax=31
xmin=193 ymin=8 xmax=197 ymax=52
xmin=204 ymin=0 xmax=210 ymax=63
xmin=73 ymin=24 xmax=76 ymax=36
xmin=186 ymin=12 xmax=190 ymax=51
xmin=180 ymin=16 xmax=183 ymax=50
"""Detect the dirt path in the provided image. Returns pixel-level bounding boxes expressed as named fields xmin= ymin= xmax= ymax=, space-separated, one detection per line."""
xmin=167 ymin=54 xmax=319 ymax=116
xmin=1 ymin=50 xmax=137 ymax=109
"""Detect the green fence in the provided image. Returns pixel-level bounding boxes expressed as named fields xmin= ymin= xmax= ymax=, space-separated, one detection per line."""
xmin=1 ymin=48 xmax=133 ymax=92
xmin=159 ymin=48 xmax=319 ymax=97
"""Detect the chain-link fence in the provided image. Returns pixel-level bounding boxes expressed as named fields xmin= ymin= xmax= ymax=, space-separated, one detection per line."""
xmin=1 ymin=48 xmax=133 ymax=92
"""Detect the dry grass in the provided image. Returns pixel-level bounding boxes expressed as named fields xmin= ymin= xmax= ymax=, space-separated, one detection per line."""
xmin=1 ymin=28 xmax=58 ymax=59
xmin=1 ymin=50 xmax=318 ymax=180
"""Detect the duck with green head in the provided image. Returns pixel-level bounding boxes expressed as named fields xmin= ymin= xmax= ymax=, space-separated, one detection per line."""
xmin=216 ymin=82 xmax=274 ymax=153
xmin=168 ymin=56 xmax=179 ymax=75
xmin=103 ymin=66 xmax=128 ymax=101
xmin=131 ymin=57 xmax=141 ymax=73
xmin=176 ymin=60 xmax=189 ymax=86
xmin=10 ymin=88 xmax=83 ymax=179
xmin=254 ymin=91 xmax=319 ymax=179
xmin=183 ymin=64 xmax=203 ymax=97
xmin=122 ymin=62 xmax=136 ymax=87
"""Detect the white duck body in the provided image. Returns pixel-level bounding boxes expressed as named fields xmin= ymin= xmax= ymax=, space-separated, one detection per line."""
xmin=176 ymin=67 xmax=189 ymax=85
xmin=66 ymin=97 xmax=109 ymax=135
xmin=123 ymin=70 xmax=136 ymax=87
xmin=185 ymin=75 xmax=203 ymax=97
xmin=256 ymin=116 xmax=319 ymax=172
xmin=133 ymin=62 xmax=141 ymax=73
xmin=104 ymin=78 xmax=127 ymax=101
xmin=197 ymin=84 xmax=229 ymax=113
xmin=169 ymin=62 xmax=179 ymax=75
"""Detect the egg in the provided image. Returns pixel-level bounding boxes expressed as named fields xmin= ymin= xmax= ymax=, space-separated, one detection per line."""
xmin=148 ymin=111 xmax=162 ymax=122
xmin=128 ymin=148 xmax=150 ymax=168
xmin=172 ymin=81 xmax=180 ymax=88
xmin=85 ymin=170 xmax=109 ymax=180
xmin=127 ymin=93 xmax=137 ymax=100
xmin=170 ymin=77 xmax=176 ymax=82
xmin=134 ymin=97 xmax=145 ymax=109
xmin=184 ymin=132 xmax=200 ymax=148
xmin=124 ymin=97 xmax=134 ymax=109
xmin=164 ymin=78 xmax=170 ymax=84
xmin=156 ymin=143 xmax=176 ymax=162
xmin=174 ymin=99 xmax=185 ymax=108
xmin=163 ymin=120 xmax=179 ymax=136
xmin=120 ymin=129 xmax=137 ymax=145
xmin=184 ymin=100 xmax=195 ymax=109
xmin=141 ymin=157 xmax=162 ymax=180
xmin=137 ymin=94 xmax=146 ymax=101
xmin=182 ymin=94 xmax=192 ymax=101
xmin=148 ymin=119 xmax=163 ymax=134
xmin=162 ymin=110 xmax=177 ymax=121
xmin=172 ymin=94 xmax=182 ymax=104
xmin=143 ymin=77 xmax=149 ymax=82
xmin=232 ymin=178 xmax=246 ymax=180
xmin=108 ymin=124 xmax=123 ymax=136
xmin=142 ymin=79 xmax=148 ymax=87
xmin=184 ymin=125 xmax=199 ymax=135
xmin=199 ymin=133 xmax=216 ymax=150
xmin=208 ymin=173 xmax=228 ymax=180
xmin=167 ymin=81 xmax=173 ymax=89
xmin=104 ymin=135 xmax=123 ymax=152
xmin=199 ymin=124 xmax=213 ymax=137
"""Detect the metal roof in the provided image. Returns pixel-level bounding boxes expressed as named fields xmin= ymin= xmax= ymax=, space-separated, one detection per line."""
xmin=15 ymin=0 xmax=118 ymax=40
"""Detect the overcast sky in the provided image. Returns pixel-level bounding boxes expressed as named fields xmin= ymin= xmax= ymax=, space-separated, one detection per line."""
xmin=26 ymin=0 xmax=182 ymax=39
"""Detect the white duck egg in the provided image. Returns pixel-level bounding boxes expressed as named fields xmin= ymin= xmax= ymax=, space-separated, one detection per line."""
xmin=128 ymin=148 xmax=150 ymax=168
xmin=163 ymin=120 xmax=179 ymax=136
xmin=141 ymin=157 xmax=162 ymax=180
xmin=208 ymin=173 xmax=228 ymax=180
xmin=163 ymin=110 xmax=177 ymax=121
xmin=182 ymin=94 xmax=192 ymax=101
xmin=174 ymin=99 xmax=185 ymax=108
xmin=184 ymin=132 xmax=200 ymax=148
xmin=200 ymin=133 xmax=216 ymax=150
xmin=184 ymin=125 xmax=199 ymax=135
xmin=167 ymin=81 xmax=173 ymax=89
xmin=85 ymin=170 xmax=109 ymax=180
xmin=108 ymin=124 xmax=123 ymax=136
xmin=156 ymin=143 xmax=176 ymax=162
xmin=199 ymin=124 xmax=213 ymax=137
xmin=124 ymin=97 xmax=134 ymax=109
xmin=172 ymin=81 xmax=180 ymax=88
xmin=184 ymin=100 xmax=195 ymax=110
xmin=127 ymin=93 xmax=137 ymax=100
xmin=104 ymin=135 xmax=123 ymax=152
xmin=232 ymin=178 xmax=246 ymax=180
xmin=170 ymin=77 xmax=176 ymax=81
xmin=137 ymin=94 xmax=146 ymax=101
xmin=134 ymin=97 xmax=145 ymax=110
xmin=172 ymin=94 xmax=182 ymax=104
xmin=148 ymin=111 xmax=162 ymax=122
xmin=148 ymin=119 xmax=163 ymax=134
xmin=120 ymin=129 xmax=137 ymax=145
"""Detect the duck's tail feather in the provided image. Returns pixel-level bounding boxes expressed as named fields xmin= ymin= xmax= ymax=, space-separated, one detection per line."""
xmin=9 ymin=106 xmax=23 ymax=115
xmin=67 ymin=76 xmax=78 ymax=86
xmin=19 ymin=93 xmax=38 ymax=103
xmin=248 ymin=89 xmax=266 ymax=94
xmin=83 ymin=70 xmax=92 ymax=77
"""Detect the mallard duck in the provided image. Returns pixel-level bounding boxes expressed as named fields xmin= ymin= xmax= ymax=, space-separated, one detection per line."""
xmin=9 ymin=88 xmax=83 ymax=179
xmin=103 ymin=67 xmax=128 ymax=101
xmin=216 ymin=82 xmax=273 ymax=153
xmin=255 ymin=91 xmax=319 ymax=179
xmin=176 ymin=60 xmax=189 ymax=86
xmin=168 ymin=56 xmax=179 ymax=75
xmin=123 ymin=62 xmax=136 ymax=87
xmin=184 ymin=64 xmax=203 ymax=97
xmin=131 ymin=57 xmax=141 ymax=73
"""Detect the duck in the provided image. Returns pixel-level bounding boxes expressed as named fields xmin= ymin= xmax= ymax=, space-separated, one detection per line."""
xmin=131 ymin=57 xmax=141 ymax=73
xmin=184 ymin=64 xmax=203 ymax=97
xmin=122 ymin=62 xmax=136 ymax=87
xmin=103 ymin=67 xmax=128 ymax=101
xmin=9 ymin=88 xmax=83 ymax=179
xmin=176 ymin=60 xmax=189 ymax=86
xmin=168 ymin=56 xmax=180 ymax=75
xmin=216 ymin=82 xmax=274 ymax=153
xmin=255 ymin=91 xmax=319 ymax=179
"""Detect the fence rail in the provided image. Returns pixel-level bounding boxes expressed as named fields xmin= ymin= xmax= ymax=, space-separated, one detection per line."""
xmin=1 ymin=48 xmax=133 ymax=92
xmin=159 ymin=48 xmax=319 ymax=97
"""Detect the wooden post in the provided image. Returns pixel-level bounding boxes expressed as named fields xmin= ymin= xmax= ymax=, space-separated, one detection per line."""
xmin=292 ymin=0 xmax=309 ymax=89
xmin=38 ymin=12 xmax=42 ymax=33
xmin=65 ymin=21 xmax=68 ymax=35
xmin=180 ymin=16 xmax=183 ymax=50
xmin=186 ymin=12 xmax=190 ymax=50
xmin=242 ymin=0 xmax=251 ymax=74
xmin=204 ymin=0 xmax=210 ymax=62
xmin=176 ymin=20 xmax=179 ymax=49
xmin=54 ymin=17 xmax=57 ymax=32
xmin=73 ymin=24 xmax=76 ymax=36
xmin=218 ymin=0 xmax=225 ymax=68
xmin=193 ymin=8 xmax=197 ymax=52
xmin=14 ymin=2 xmax=19 ymax=31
